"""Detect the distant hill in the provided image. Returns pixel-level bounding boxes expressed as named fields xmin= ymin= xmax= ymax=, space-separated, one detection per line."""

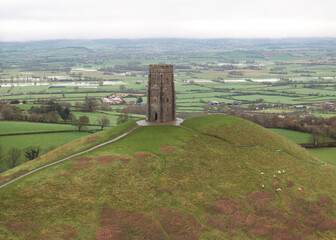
xmin=1 ymin=114 xmax=336 ymax=239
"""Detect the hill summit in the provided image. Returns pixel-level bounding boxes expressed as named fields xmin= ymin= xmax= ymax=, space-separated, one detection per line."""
xmin=1 ymin=114 xmax=336 ymax=239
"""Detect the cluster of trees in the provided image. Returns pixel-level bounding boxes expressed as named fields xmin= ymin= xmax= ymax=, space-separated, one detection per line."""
xmin=70 ymin=115 xmax=110 ymax=131
xmin=1 ymin=97 xmax=101 ymax=124
xmin=99 ymin=61 xmax=146 ymax=73
xmin=29 ymin=100 xmax=72 ymax=122
xmin=74 ymin=97 xmax=99 ymax=112
xmin=202 ymin=104 xmax=229 ymax=112
xmin=0 ymin=100 xmax=72 ymax=123
xmin=228 ymin=71 xmax=244 ymax=76
xmin=116 ymin=113 xmax=129 ymax=125
xmin=9 ymin=99 xmax=27 ymax=104
xmin=0 ymin=146 xmax=40 ymax=170
xmin=120 ymin=105 xmax=146 ymax=115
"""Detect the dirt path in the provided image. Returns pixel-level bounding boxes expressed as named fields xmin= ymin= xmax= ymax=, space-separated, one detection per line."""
xmin=0 ymin=126 xmax=139 ymax=190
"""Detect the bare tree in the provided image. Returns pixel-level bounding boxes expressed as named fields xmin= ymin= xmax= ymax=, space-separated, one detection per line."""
xmin=309 ymin=128 xmax=324 ymax=145
xmin=1 ymin=105 xmax=16 ymax=120
xmin=24 ymin=146 xmax=40 ymax=161
xmin=7 ymin=148 xmax=21 ymax=168
xmin=117 ymin=113 xmax=129 ymax=125
xmin=83 ymin=97 xmax=98 ymax=112
xmin=97 ymin=116 xmax=110 ymax=130
xmin=72 ymin=115 xmax=90 ymax=131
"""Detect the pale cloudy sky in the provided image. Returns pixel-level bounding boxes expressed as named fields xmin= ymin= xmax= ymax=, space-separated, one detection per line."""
xmin=0 ymin=0 xmax=336 ymax=41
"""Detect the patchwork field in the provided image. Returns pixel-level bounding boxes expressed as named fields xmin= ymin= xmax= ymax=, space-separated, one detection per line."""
xmin=1 ymin=39 xmax=336 ymax=119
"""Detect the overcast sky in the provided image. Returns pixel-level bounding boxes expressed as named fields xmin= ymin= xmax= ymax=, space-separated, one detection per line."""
xmin=0 ymin=0 xmax=336 ymax=41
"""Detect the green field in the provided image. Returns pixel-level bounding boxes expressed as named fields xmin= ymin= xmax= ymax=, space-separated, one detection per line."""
xmin=1 ymin=115 xmax=336 ymax=239
xmin=269 ymin=128 xmax=312 ymax=144
xmin=0 ymin=121 xmax=77 ymax=134
xmin=308 ymin=147 xmax=336 ymax=166
xmin=312 ymin=113 xmax=336 ymax=119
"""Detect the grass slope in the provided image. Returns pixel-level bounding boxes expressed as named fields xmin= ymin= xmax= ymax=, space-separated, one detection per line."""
xmin=1 ymin=115 xmax=336 ymax=239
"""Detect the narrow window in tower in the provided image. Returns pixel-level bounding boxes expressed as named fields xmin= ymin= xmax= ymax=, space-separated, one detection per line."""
xmin=166 ymin=98 xmax=169 ymax=103
xmin=167 ymin=107 xmax=169 ymax=112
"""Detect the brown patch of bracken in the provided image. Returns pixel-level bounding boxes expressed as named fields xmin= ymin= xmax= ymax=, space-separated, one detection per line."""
xmin=207 ymin=199 xmax=244 ymax=215
xmin=56 ymin=171 xmax=69 ymax=178
xmin=157 ymin=208 xmax=203 ymax=240
xmin=61 ymin=229 xmax=78 ymax=240
xmin=159 ymin=145 xmax=175 ymax=152
xmin=0 ymin=176 xmax=7 ymax=181
xmin=97 ymin=155 xmax=117 ymax=164
xmin=167 ymin=163 xmax=177 ymax=168
xmin=119 ymin=157 xmax=131 ymax=163
xmin=5 ymin=220 xmax=35 ymax=231
xmin=206 ymin=192 xmax=336 ymax=239
xmin=286 ymin=180 xmax=295 ymax=187
xmin=72 ymin=157 xmax=94 ymax=171
xmin=95 ymin=207 xmax=166 ymax=240
xmin=9 ymin=169 xmax=30 ymax=180
xmin=85 ymin=135 xmax=100 ymax=144
xmin=134 ymin=152 xmax=153 ymax=159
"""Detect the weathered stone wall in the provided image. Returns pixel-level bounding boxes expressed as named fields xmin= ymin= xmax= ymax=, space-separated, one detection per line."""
xmin=147 ymin=64 xmax=176 ymax=122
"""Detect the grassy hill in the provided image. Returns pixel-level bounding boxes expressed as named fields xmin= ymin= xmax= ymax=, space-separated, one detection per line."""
xmin=1 ymin=114 xmax=336 ymax=239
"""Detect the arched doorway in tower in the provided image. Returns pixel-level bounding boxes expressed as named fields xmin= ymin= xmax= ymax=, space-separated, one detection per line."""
xmin=154 ymin=112 xmax=158 ymax=121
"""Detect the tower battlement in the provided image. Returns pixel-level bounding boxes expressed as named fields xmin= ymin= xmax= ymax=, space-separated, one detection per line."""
xmin=149 ymin=64 xmax=173 ymax=72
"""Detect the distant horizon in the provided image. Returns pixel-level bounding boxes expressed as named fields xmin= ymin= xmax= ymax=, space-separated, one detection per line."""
xmin=1 ymin=0 xmax=336 ymax=41
xmin=2 ymin=37 xmax=336 ymax=43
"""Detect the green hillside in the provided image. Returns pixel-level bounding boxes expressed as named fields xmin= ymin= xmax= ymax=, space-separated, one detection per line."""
xmin=1 ymin=114 xmax=336 ymax=239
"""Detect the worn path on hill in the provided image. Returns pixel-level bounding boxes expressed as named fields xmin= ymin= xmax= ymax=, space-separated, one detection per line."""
xmin=0 ymin=126 xmax=139 ymax=190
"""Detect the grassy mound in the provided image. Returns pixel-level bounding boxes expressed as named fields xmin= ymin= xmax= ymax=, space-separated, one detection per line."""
xmin=1 ymin=114 xmax=336 ymax=239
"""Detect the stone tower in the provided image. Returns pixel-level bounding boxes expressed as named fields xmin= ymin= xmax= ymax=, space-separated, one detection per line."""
xmin=147 ymin=64 xmax=176 ymax=122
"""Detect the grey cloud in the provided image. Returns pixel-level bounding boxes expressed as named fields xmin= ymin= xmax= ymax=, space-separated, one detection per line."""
xmin=0 ymin=0 xmax=336 ymax=41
